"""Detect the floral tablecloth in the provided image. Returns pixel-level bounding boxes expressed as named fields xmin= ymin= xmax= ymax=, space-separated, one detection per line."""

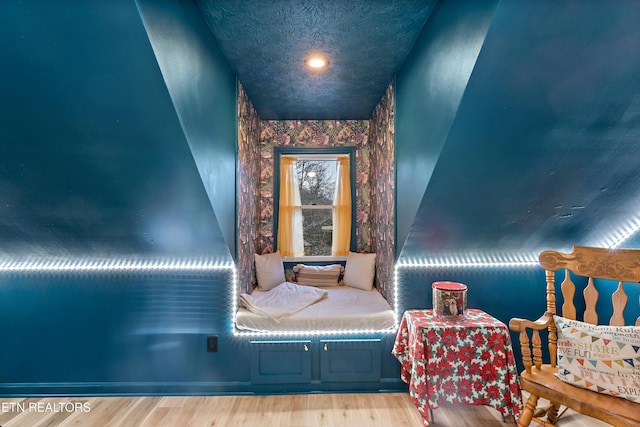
xmin=392 ymin=309 xmax=522 ymax=426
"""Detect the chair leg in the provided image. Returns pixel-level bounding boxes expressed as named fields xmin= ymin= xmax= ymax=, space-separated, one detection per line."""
xmin=546 ymin=403 xmax=561 ymax=423
xmin=517 ymin=394 xmax=539 ymax=427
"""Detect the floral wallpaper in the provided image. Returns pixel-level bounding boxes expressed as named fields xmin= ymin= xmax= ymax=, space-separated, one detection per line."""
xmin=236 ymin=82 xmax=395 ymax=298
xmin=257 ymin=120 xmax=371 ymax=254
xmin=236 ymin=83 xmax=261 ymax=293
xmin=369 ymin=82 xmax=395 ymax=303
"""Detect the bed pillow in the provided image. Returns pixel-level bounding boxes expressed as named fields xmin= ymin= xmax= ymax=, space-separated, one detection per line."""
xmin=343 ymin=252 xmax=376 ymax=291
xmin=554 ymin=315 xmax=640 ymax=403
xmin=254 ymin=251 xmax=286 ymax=291
xmin=293 ymin=264 xmax=344 ymax=287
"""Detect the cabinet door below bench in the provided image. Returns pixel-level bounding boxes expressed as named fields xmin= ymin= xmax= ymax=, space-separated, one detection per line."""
xmin=250 ymin=340 xmax=311 ymax=385
xmin=320 ymin=339 xmax=381 ymax=382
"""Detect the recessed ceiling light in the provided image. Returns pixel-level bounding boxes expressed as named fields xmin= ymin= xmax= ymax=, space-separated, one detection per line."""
xmin=305 ymin=55 xmax=329 ymax=70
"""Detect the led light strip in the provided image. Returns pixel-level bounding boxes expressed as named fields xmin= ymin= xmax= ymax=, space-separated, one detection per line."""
xmin=396 ymin=260 xmax=539 ymax=268
xmin=607 ymin=217 xmax=640 ymax=249
xmin=394 ymin=266 xmax=400 ymax=326
xmin=230 ymin=266 xmax=239 ymax=331
xmin=0 ymin=257 xmax=235 ymax=274
xmin=396 ymin=253 xmax=539 ymax=269
xmin=234 ymin=328 xmax=396 ymax=337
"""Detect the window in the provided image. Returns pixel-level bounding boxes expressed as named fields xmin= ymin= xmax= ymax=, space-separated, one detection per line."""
xmin=274 ymin=147 xmax=356 ymax=259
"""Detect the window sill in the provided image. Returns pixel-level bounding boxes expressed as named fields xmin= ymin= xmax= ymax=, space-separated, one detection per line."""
xmin=282 ymin=256 xmax=348 ymax=263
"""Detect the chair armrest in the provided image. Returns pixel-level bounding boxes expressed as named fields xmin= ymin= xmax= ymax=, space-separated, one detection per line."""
xmin=509 ymin=312 xmax=555 ymax=373
xmin=509 ymin=312 xmax=554 ymax=332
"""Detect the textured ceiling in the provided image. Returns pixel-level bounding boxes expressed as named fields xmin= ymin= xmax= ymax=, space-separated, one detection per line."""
xmin=195 ymin=0 xmax=436 ymax=119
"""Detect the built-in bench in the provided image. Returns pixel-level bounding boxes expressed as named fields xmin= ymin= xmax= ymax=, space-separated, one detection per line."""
xmin=250 ymin=339 xmax=382 ymax=385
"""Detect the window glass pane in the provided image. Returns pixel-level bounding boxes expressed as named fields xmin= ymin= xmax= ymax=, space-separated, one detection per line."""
xmin=297 ymin=160 xmax=336 ymax=206
xmin=301 ymin=208 xmax=332 ymax=256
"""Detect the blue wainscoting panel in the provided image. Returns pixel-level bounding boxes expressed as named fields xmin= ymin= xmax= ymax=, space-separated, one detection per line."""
xmin=250 ymin=341 xmax=312 ymax=385
xmin=0 ymin=269 xmax=250 ymax=395
xmin=320 ymin=339 xmax=381 ymax=383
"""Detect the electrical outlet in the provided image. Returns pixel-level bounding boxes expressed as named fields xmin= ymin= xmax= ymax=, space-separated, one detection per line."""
xmin=207 ymin=335 xmax=218 ymax=352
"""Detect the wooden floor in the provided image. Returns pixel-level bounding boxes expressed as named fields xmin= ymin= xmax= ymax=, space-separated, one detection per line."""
xmin=0 ymin=392 xmax=609 ymax=427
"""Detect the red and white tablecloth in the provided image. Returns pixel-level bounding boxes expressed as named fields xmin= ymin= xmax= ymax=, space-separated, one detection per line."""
xmin=392 ymin=309 xmax=522 ymax=426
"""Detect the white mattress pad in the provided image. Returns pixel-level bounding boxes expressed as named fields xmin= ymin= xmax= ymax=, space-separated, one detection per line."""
xmin=235 ymin=286 xmax=396 ymax=332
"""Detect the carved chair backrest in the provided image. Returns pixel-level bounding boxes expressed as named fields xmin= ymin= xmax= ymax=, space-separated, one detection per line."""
xmin=538 ymin=246 xmax=640 ymax=366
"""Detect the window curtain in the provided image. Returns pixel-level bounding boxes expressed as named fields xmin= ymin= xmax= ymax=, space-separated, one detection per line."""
xmin=332 ymin=157 xmax=351 ymax=256
xmin=278 ymin=157 xmax=304 ymax=257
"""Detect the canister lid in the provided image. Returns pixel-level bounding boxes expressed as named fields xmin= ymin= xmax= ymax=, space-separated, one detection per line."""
xmin=432 ymin=281 xmax=467 ymax=291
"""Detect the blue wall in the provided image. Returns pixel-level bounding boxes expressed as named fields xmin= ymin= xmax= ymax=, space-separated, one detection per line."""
xmin=395 ymin=0 xmax=640 ymax=368
xmin=0 ymin=0 xmax=403 ymax=397
xmin=3 ymin=0 xmax=640 ymax=395
xmin=397 ymin=265 xmax=546 ymax=336
xmin=0 ymin=0 xmax=241 ymax=395
xmin=0 ymin=271 xmax=246 ymax=395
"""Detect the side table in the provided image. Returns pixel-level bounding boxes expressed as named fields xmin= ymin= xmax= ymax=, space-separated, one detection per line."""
xmin=392 ymin=309 xmax=522 ymax=426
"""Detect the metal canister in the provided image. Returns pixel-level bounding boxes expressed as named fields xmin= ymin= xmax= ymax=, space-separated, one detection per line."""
xmin=432 ymin=281 xmax=467 ymax=320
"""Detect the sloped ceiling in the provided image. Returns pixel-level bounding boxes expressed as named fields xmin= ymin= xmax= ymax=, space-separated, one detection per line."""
xmin=397 ymin=0 xmax=640 ymax=262
xmin=3 ymin=0 xmax=639 ymax=265
xmin=0 ymin=0 xmax=232 ymax=260
xmin=192 ymin=0 xmax=640 ymax=260
xmin=195 ymin=0 xmax=436 ymax=119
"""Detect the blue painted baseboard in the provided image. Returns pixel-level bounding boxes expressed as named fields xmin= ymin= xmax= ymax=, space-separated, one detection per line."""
xmin=0 ymin=378 xmax=406 ymax=397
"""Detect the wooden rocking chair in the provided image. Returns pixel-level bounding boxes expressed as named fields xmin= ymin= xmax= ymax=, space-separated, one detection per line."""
xmin=509 ymin=246 xmax=640 ymax=427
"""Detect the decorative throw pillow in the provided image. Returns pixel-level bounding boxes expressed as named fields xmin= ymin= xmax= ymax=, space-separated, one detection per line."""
xmin=343 ymin=252 xmax=376 ymax=291
xmin=254 ymin=251 xmax=286 ymax=291
xmin=293 ymin=264 xmax=344 ymax=287
xmin=554 ymin=315 xmax=640 ymax=403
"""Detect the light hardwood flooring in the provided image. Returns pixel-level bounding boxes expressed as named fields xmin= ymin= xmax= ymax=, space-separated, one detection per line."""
xmin=0 ymin=392 xmax=609 ymax=427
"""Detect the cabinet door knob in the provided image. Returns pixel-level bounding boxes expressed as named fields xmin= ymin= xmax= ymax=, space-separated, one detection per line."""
xmin=304 ymin=344 xmax=309 ymax=352
xmin=324 ymin=344 xmax=328 ymax=351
